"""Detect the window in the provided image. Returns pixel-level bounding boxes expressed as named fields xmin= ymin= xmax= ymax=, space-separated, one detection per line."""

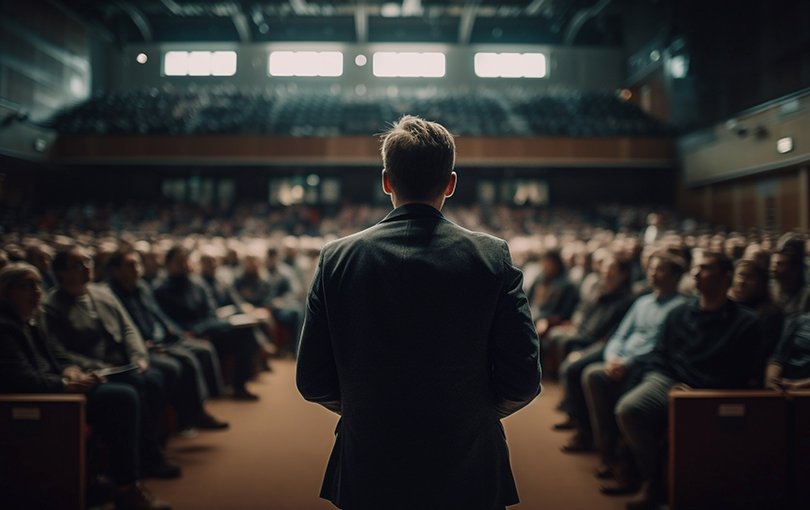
xmin=474 ymin=53 xmax=546 ymax=78
xmin=372 ymin=52 xmax=445 ymax=78
xmin=163 ymin=51 xmax=237 ymax=77
xmin=268 ymin=51 xmax=343 ymax=77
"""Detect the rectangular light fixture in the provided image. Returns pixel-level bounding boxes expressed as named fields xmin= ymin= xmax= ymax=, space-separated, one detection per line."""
xmin=163 ymin=51 xmax=237 ymax=76
xmin=268 ymin=51 xmax=343 ymax=77
xmin=777 ymin=137 xmax=794 ymax=154
xmin=474 ymin=53 xmax=547 ymax=78
xmin=372 ymin=52 xmax=445 ymax=78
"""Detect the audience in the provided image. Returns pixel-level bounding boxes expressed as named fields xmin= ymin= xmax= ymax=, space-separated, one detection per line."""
xmin=582 ymin=251 xmax=687 ymax=495
xmin=2 ymin=199 xmax=809 ymax=510
xmin=555 ymin=254 xmax=635 ymax=450
xmin=106 ymin=248 xmax=229 ymax=432
xmin=48 ymin=86 xmax=672 ymax=138
xmin=614 ymin=252 xmax=762 ymax=509
xmin=153 ymin=246 xmax=261 ymax=400
xmin=0 ymin=262 xmax=171 ymax=510
xmin=44 ymin=247 xmax=182 ymax=479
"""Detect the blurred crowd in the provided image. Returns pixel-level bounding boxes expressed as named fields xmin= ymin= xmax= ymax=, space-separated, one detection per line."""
xmin=46 ymin=86 xmax=673 ymax=137
xmin=1 ymin=201 xmax=808 ymax=510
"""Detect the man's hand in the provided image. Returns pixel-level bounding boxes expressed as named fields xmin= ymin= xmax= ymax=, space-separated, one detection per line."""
xmin=535 ymin=318 xmax=549 ymax=338
xmin=62 ymin=366 xmax=84 ymax=381
xmin=136 ymin=359 xmax=150 ymax=373
xmin=775 ymin=377 xmax=810 ymax=390
xmin=765 ymin=363 xmax=783 ymax=390
xmin=63 ymin=370 xmax=100 ymax=393
xmin=604 ymin=358 xmax=627 ymax=381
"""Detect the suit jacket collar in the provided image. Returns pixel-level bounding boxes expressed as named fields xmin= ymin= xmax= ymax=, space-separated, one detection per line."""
xmin=379 ymin=203 xmax=444 ymax=224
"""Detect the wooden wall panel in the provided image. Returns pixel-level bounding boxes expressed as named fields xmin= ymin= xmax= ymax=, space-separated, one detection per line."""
xmin=779 ymin=173 xmax=800 ymax=232
xmin=740 ymin=181 xmax=758 ymax=229
xmin=51 ymin=135 xmax=674 ymax=167
xmin=712 ymin=184 xmax=735 ymax=230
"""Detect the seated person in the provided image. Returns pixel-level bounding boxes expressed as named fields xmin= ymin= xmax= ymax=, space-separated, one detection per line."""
xmin=0 ymin=262 xmax=171 ymax=510
xmin=262 ymin=246 xmax=303 ymax=356
xmin=581 ymin=252 xmax=687 ymax=493
xmin=232 ymin=252 xmax=269 ymax=308
xmin=233 ymin=249 xmax=301 ymax=356
xmin=770 ymin=235 xmax=809 ymax=316
xmin=198 ymin=249 xmax=276 ymax=366
xmin=153 ymin=246 xmax=260 ymax=400
xmin=614 ymin=252 xmax=762 ymax=510
xmin=141 ymin=247 xmax=166 ymax=288
xmin=552 ymin=254 xmax=635 ymax=439
xmin=728 ymin=258 xmax=783 ymax=360
xmin=106 ymin=249 xmax=228 ymax=431
xmin=25 ymin=243 xmax=56 ymax=291
xmin=765 ymin=310 xmax=810 ymax=390
xmin=530 ymin=249 xmax=580 ymax=337
xmin=198 ymin=249 xmax=246 ymax=312
xmin=44 ymin=247 xmax=181 ymax=479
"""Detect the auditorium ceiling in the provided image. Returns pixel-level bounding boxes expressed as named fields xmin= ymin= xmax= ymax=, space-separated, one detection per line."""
xmin=55 ymin=0 xmax=645 ymax=46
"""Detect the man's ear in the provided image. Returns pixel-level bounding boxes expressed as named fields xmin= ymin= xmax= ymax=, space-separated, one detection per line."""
xmin=382 ymin=169 xmax=393 ymax=195
xmin=444 ymin=172 xmax=457 ymax=198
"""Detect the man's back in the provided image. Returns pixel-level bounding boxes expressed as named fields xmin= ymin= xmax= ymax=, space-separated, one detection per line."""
xmin=297 ymin=203 xmax=541 ymax=510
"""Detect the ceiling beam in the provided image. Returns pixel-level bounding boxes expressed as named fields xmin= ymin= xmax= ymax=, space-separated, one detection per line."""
xmin=355 ymin=2 xmax=368 ymax=43
xmin=116 ymin=1 xmax=153 ymax=43
xmin=47 ymin=0 xmax=115 ymax=42
xmin=231 ymin=11 xmax=252 ymax=43
xmin=524 ymin=0 xmax=550 ymax=16
xmin=564 ymin=0 xmax=611 ymax=46
xmin=458 ymin=0 xmax=480 ymax=45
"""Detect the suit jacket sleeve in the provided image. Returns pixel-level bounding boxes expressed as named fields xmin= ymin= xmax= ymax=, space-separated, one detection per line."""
xmin=490 ymin=241 xmax=543 ymax=418
xmin=112 ymin=296 xmax=149 ymax=364
xmin=0 ymin=322 xmax=66 ymax=393
xmin=296 ymin=251 xmax=341 ymax=414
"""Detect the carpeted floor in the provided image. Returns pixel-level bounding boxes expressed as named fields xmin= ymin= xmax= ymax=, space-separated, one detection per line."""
xmin=144 ymin=359 xmax=635 ymax=510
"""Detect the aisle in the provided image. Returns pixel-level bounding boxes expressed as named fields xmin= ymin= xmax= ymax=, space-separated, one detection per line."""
xmin=146 ymin=359 xmax=635 ymax=510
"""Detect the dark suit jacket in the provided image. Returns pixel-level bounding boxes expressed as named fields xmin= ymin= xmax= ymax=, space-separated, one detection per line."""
xmin=108 ymin=278 xmax=186 ymax=344
xmin=153 ymin=275 xmax=230 ymax=338
xmin=0 ymin=305 xmax=75 ymax=393
xmin=43 ymin=284 xmax=148 ymax=370
xmin=296 ymin=203 xmax=542 ymax=510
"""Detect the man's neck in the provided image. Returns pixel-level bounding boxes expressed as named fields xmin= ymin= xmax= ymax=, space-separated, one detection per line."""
xmin=63 ymin=285 xmax=88 ymax=298
xmin=699 ymin=292 xmax=727 ymax=311
xmin=117 ymin=280 xmax=137 ymax=293
xmin=779 ymin=279 xmax=803 ymax=295
xmin=653 ymin=287 xmax=677 ymax=300
xmin=392 ymin=196 xmax=445 ymax=211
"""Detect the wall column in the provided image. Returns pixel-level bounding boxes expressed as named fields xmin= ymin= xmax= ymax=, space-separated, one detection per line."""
xmin=800 ymin=166 xmax=809 ymax=231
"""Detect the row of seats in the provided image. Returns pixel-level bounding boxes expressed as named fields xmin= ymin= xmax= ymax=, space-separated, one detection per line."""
xmin=46 ymin=87 xmax=673 ymax=137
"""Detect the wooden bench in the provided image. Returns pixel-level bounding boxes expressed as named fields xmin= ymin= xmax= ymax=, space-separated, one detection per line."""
xmin=0 ymin=394 xmax=86 ymax=510
xmin=668 ymin=388 xmax=791 ymax=510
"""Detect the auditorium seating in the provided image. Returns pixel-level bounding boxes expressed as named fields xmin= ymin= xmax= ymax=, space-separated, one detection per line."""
xmin=0 ymin=394 xmax=87 ymax=510
xmin=792 ymin=390 xmax=810 ymax=510
xmin=45 ymin=87 xmax=673 ymax=138
xmin=667 ymin=388 xmax=810 ymax=510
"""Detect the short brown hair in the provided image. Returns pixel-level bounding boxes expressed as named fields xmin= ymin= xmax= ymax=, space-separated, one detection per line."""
xmin=380 ymin=115 xmax=456 ymax=202
xmin=649 ymin=250 xmax=686 ymax=275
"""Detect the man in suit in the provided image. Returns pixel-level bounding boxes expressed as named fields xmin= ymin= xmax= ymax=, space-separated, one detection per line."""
xmin=296 ymin=116 xmax=542 ymax=510
xmin=44 ymin=247 xmax=181 ymax=478
xmin=106 ymin=248 xmax=228 ymax=430
xmin=153 ymin=246 xmax=260 ymax=400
